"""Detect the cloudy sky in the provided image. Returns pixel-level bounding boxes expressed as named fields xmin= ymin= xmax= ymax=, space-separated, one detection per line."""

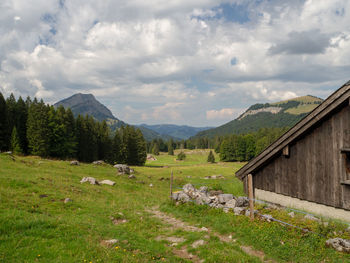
xmin=1 ymin=0 xmax=350 ymax=126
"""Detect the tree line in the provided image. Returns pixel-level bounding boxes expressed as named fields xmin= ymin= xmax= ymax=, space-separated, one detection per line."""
xmin=0 ymin=93 xmax=146 ymax=165
xmin=147 ymin=127 xmax=289 ymax=162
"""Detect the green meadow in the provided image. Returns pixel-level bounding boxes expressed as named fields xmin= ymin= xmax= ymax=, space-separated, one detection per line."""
xmin=0 ymin=150 xmax=349 ymax=262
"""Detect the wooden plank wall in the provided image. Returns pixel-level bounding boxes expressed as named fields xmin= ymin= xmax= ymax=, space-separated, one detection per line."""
xmin=253 ymin=103 xmax=350 ymax=210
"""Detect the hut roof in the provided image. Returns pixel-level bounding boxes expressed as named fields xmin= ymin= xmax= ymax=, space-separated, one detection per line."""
xmin=236 ymin=80 xmax=350 ymax=180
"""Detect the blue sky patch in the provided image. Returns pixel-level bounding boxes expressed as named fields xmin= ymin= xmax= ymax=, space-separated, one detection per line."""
xmin=230 ymin=57 xmax=237 ymax=65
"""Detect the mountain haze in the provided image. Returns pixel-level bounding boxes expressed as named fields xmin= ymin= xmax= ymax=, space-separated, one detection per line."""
xmin=195 ymin=95 xmax=323 ymax=138
xmin=139 ymin=124 xmax=212 ymax=140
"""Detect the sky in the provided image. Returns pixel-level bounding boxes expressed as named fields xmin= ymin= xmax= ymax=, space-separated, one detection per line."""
xmin=1 ymin=0 xmax=350 ymax=127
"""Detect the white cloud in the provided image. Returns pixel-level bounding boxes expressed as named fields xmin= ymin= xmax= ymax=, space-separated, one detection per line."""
xmin=206 ymin=108 xmax=244 ymax=120
xmin=0 ymin=0 xmax=350 ymax=126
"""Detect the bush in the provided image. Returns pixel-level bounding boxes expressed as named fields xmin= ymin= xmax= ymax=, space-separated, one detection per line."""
xmin=177 ymin=151 xmax=186 ymax=161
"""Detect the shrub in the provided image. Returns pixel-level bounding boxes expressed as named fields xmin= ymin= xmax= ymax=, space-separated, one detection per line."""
xmin=177 ymin=151 xmax=186 ymax=161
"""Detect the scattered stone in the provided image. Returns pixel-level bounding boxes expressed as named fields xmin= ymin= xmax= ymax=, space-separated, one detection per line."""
xmin=147 ymin=154 xmax=157 ymax=161
xmin=159 ymin=177 xmax=165 ymax=181
xmin=224 ymin=199 xmax=237 ymax=209
xmin=137 ymin=181 xmax=145 ymax=184
xmin=128 ymin=174 xmax=136 ymax=179
xmin=70 ymin=160 xmax=79 ymax=165
xmin=192 ymin=239 xmax=206 ymax=248
xmin=236 ymin=196 xmax=249 ymax=207
xmin=80 ymin=177 xmax=99 ymax=185
xmin=261 ymin=214 xmax=273 ymax=222
xmin=288 ymin=212 xmax=295 ymax=218
xmin=113 ymin=219 xmax=128 ymax=225
xmin=101 ymin=239 xmax=119 ymax=247
xmin=149 ymin=183 xmax=153 ymax=187
xmin=326 ymin=238 xmax=350 ymax=253
xmin=93 ymin=160 xmax=105 ymax=165
xmin=100 ymin=180 xmax=116 ymax=186
xmin=114 ymin=164 xmax=131 ymax=175
xmin=39 ymin=194 xmax=48 ymax=198
xmin=218 ymin=194 xmax=234 ymax=204
xmin=200 ymin=227 xmax=209 ymax=232
xmin=223 ymin=208 xmax=230 ymax=213
xmin=209 ymin=190 xmax=223 ymax=196
xmin=156 ymin=236 xmax=186 ymax=243
xmin=304 ymin=214 xmax=320 ymax=222
xmin=64 ymin=198 xmax=72 ymax=203
xmin=199 ymin=186 xmax=208 ymax=193
xmin=183 ymin=184 xmax=196 ymax=195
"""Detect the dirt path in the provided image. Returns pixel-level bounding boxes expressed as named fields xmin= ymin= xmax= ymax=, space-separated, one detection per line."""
xmin=146 ymin=207 xmax=276 ymax=263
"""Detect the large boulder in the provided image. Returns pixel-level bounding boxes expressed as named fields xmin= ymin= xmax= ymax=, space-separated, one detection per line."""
xmin=218 ymin=194 xmax=234 ymax=204
xmin=195 ymin=194 xmax=212 ymax=205
xmin=183 ymin=184 xmax=196 ymax=194
xmin=80 ymin=177 xmax=99 ymax=185
xmin=234 ymin=207 xmax=245 ymax=215
xmin=114 ymin=164 xmax=131 ymax=175
xmin=70 ymin=160 xmax=79 ymax=166
xmin=100 ymin=180 xmax=116 ymax=186
xmin=326 ymin=238 xmax=350 ymax=253
xmin=177 ymin=192 xmax=191 ymax=203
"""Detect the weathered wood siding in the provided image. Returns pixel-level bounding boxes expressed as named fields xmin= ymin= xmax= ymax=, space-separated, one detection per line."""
xmin=252 ymin=103 xmax=350 ymax=210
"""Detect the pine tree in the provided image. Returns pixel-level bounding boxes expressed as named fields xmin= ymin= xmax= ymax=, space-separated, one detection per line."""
xmin=207 ymin=150 xmax=215 ymax=163
xmin=27 ymin=99 xmax=50 ymax=157
xmin=6 ymin=93 xmax=17 ymax=149
xmin=0 ymin=92 xmax=7 ymax=151
xmin=135 ymin=128 xmax=147 ymax=165
xmin=10 ymin=127 xmax=22 ymax=154
xmin=16 ymin=97 xmax=28 ymax=154
xmin=152 ymin=142 xmax=160 ymax=155
xmin=97 ymin=121 xmax=112 ymax=161
xmin=111 ymin=129 xmax=122 ymax=164
xmin=63 ymin=108 xmax=77 ymax=158
xmin=168 ymin=139 xmax=174 ymax=155
xmin=177 ymin=151 xmax=186 ymax=160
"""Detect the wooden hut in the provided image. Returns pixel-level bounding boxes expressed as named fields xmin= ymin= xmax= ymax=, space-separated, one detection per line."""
xmin=236 ymin=81 xmax=350 ymax=222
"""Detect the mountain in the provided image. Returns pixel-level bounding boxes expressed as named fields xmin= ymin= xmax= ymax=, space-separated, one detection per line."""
xmin=139 ymin=124 xmax=213 ymax=140
xmin=194 ymin=95 xmax=323 ymax=138
xmin=54 ymin=94 xmax=176 ymax=141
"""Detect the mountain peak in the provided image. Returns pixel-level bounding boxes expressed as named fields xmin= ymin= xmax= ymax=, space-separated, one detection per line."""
xmin=54 ymin=93 xmax=117 ymax=121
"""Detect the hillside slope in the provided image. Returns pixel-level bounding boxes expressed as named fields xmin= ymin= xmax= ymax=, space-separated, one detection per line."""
xmin=195 ymin=95 xmax=323 ymax=138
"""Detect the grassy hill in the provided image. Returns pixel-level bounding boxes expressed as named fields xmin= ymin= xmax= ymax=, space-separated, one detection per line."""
xmin=195 ymin=95 xmax=323 ymax=138
xmin=0 ymin=151 xmax=348 ymax=262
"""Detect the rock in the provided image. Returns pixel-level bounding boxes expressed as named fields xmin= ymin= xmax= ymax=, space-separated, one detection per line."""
xmin=209 ymin=190 xmax=223 ymax=196
xmin=192 ymin=239 xmax=205 ymax=248
xmin=178 ymin=192 xmax=190 ymax=203
xmin=172 ymin=192 xmax=180 ymax=200
xmin=101 ymin=239 xmax=119 ymax=247
xmin=224 ymin=199 xmax=237 ymax=209
xmin=183 ymin=184 xmax=196 ymax=195
xmin=288 ymin=212 xmax=295 ymax=218
xmin=80 ymin=177 xmax=99 ymax=185
xmin=93 ymin=160 xmax=104 ymax=165
xmin=326 ymin=238 xmax=350 ymax=253
xmin=346 ymin=226 xmax=350 ymax=233
xmin=64 ymin=198 xmax=72 ymax=203
xmin=304 ymin=214 xmax=320 ymax=222
xmin=218 ymin=194 xmax=234 ymax=204
xmin=137 ymin=181 xmax=145 ymax=184
xmin=236 ymin=196 xmax=249 ymax=207
xmin=114 ymin=164 xmax=131 ymax=175
xmin=199 ymin=186 xmax=208 ymax=194
xmin=128 ymin=174 xmax=136 ymax=179
xmin=100 ymin=180 xmax=116 ymax=186
xmin=261 ymin=214 xmax=273 ymax=222
xmin=234 ymin=207 xmax=245 ymax=215
xmin=70 ymin=160 xmax=79 ymax=165
xmin=130 ymin=168 xmax=134 ymax=174
xmin=149 ymin=183 xmax=153 ymax=187
xmin=223 ymin=208 xmax=230 ymax=213
xmin=147 ymin=154 xmax=157 ymax=161
xmin=200 ymin=227 xmax=209 ymax=232
xmin=195 ymin=194 xmax=211 ymax=205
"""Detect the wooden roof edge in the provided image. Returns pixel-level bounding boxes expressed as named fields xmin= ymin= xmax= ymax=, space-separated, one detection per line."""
xmin=236 ymin=80 xmax=350 ymax=180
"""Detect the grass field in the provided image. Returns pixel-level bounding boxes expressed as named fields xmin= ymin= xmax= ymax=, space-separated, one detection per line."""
xmin=0 ymin=150 xmax=349 ymax=263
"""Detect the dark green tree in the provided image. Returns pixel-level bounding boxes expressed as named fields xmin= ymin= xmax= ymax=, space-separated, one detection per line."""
xmin=0 ymin=92 xmax=7 ymax=151
xmin=152 ymin=142 xmax=160 ymax=156
xmin=16 ymin=97 xmax=28 ymax=154
xmin=27 ymin=99 xmax=50 ymax=157
xmin=207 ymin=150 xmax=215 ymax=163
xmin=6 ymin=93 xmax=17 ymax=149
xmin=111 ymin=129 xmax=122 ymax=164
xmin=177 ymin=151 xmax=186 ymax=160
xmin=10 ymin=127 xmax=22 ymax=154
xmin=168 ymin=139 xmax=174 ymax=155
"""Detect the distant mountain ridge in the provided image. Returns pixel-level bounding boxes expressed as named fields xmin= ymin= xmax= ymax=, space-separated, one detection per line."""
xmin=139 ymin=124 xmax=213 ymax=140
xmin=194 ymin=95 xmax=323 ymax=138
xmin=54 ymin=93 xmax=211 ymax=141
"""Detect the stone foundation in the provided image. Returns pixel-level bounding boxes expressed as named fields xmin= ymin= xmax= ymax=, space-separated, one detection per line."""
xmin=255 ymin=189 xmax=350 ymax=223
